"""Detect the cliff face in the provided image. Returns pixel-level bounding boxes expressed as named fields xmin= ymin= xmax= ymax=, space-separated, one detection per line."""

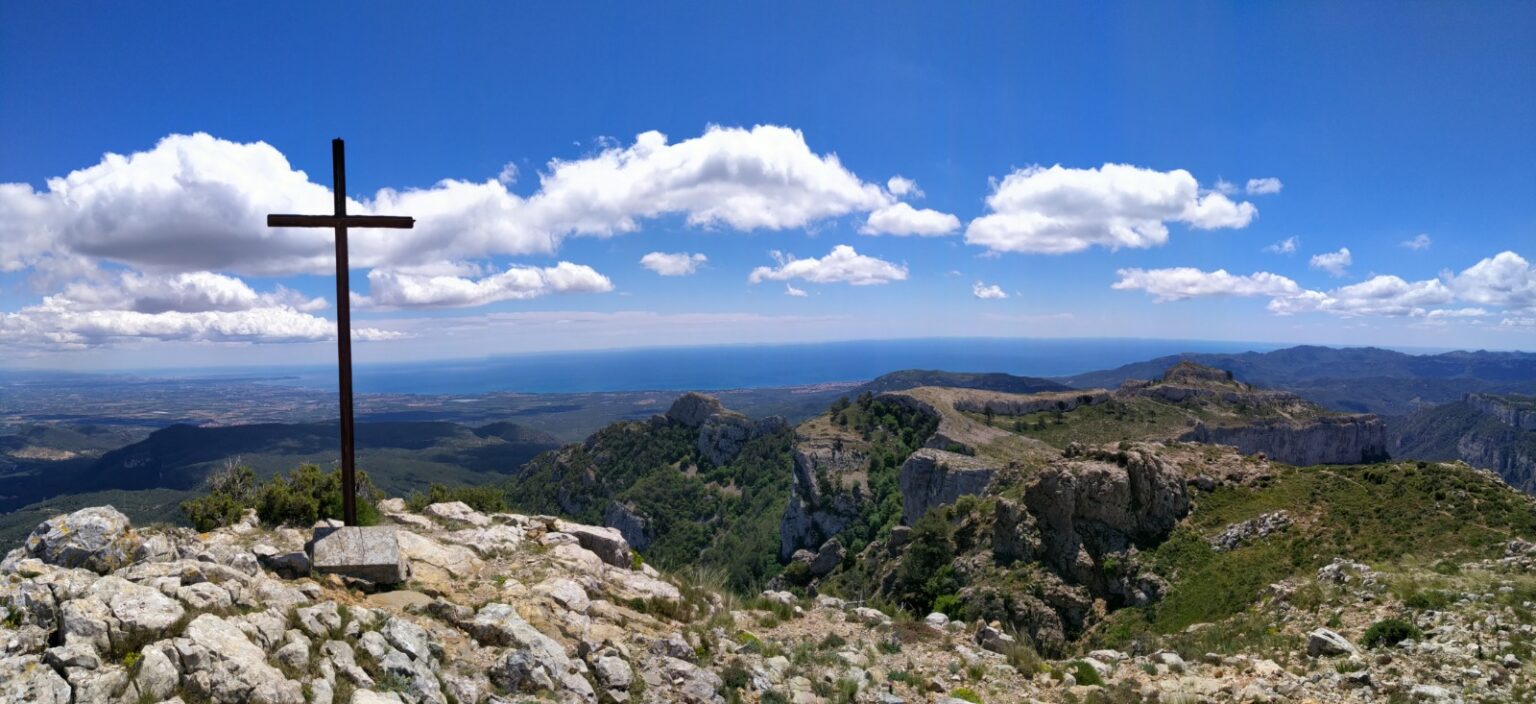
xmin=1457 ymin=430 xmax=1536 ymax=493
xmin=1466 ymin=393 xmax=1536 ymax=431
xmin=778 ymin=440 xmax=868 ymax=560
xmin=897 ymin=448 xmax=997 ymax=525
xmin=1182 ymin=416 xmax=1388 ymax=466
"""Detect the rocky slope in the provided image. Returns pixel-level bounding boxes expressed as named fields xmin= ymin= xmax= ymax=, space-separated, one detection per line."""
xmin=4 ymin=480 xmax=1533 ymax=704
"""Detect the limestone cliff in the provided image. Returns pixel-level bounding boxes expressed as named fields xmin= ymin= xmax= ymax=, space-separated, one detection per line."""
xmin=898 ymin=448 xmax=997 ymax=525
xmin=1466 ymin=393 xmax=1536 ymax=431
xmin=1181 ymin=415 xmax=1389 ymax=466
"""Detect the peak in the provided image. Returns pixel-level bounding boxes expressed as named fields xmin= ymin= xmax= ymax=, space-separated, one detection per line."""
xmin=665 ymin=392 xmax=727 ymax=427
xmin=1160 ymin=360 xmax=1236 ymax=385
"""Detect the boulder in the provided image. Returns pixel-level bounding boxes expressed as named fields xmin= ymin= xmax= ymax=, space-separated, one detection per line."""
xmin=809 ymin=538 xmax=844 ymax=577
xmin=24 ymin=506 xmax=141 ymax=574
xmin=310 ymin=527 xmax=408 ymax=585
xmin=423 ymin=501 xmax=491 ymax=527
xmin=555 ymin=522 xmax=632 ymax=569
xmin=1307 ymin=628 xmax=1358 ymax=657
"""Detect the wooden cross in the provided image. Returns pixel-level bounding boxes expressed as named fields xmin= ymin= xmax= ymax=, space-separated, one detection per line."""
xmin=267 ymin=139 xmax=414 ymax=526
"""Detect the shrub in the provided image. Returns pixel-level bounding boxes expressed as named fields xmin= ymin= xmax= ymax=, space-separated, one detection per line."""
xmin=1361 ymin=618 xmax=1421 ymax=649
xmin=1067 ymin=660 xmax=1105 ymax=686
xmin=181 ymin=462 xmax=256 ymax=531
xmin=950 ymin=688 xmax=982 ymax=703
xmin=182 ymin=462 xmax=381 ymax=529
xmin=719 ymin=659 xmax=751 ymax=691
xmin=405 ymin=483 xmax=507 ymax=513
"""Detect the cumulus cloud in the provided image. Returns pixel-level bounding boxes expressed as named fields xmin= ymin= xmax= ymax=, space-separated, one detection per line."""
xmin=1112 ymin=268 xmax=1303 ymax=302
xmin=1264 ymin=236 xmax=1299 ymax=254
xmin=886 ymin=176 xmax=923 ymax=198
xmin=861 ymin=202 xmax=961 ymax=236
xmin=785 ymin=284 xmax=808 ymax=297
xmin=356 ymin=262 xmax=612 ymax=309
xmin=1401 ymin=233 xmax=1432 ymax=251
xmin=1114 ymin=251 xmax=1536 ymax=321
xmin=1445 ymin=251 xmax=1536 ymax=310
xmin=1267 ymin=275 xmax=1453 ymax=317
xmin=1309 ymin=247 xmax=1352 ymax=277
xmin=639 ymin=251 xmax=707 ymax=276
xmin=964 ymin=163 xmax=1257 ymax=254
xmin=0 ymin=272 xmax=396 ymax=349
xmin=1246 ymin=177 xmax=1283 ymax=195
xmin=972 ymin=281 xmax=1008 ymax=299
xmin=748 ymin=245 xmax=907 ymax=286
xmin=1 ymin=126 xmax=896 ymax=276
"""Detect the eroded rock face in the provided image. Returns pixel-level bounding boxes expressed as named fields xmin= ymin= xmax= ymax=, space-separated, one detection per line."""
xmin=898 ymin=448 xmax=998 ymax=525
xmin=24 ymin=506 xmax=141 ymax=574
xmin=1183 ymin=416 xmax=1388 ymax=466
xmin=778 ymin=443 xmax=865 ymax=560
xmin=603 ymin=502 xmax=653 ymax=552
xmin=1467 ymin=393 xmax=1536 ymax=431
xmin=697 ymin=410 xmax=757 ymax=466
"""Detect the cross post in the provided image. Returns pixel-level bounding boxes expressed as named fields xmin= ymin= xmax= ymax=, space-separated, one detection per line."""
xmin=267 ymin=138 xmax=413 ymax=526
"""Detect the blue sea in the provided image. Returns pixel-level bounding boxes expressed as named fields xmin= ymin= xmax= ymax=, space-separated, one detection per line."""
xmin=183 ymin=337 xmax=1285 ymax=395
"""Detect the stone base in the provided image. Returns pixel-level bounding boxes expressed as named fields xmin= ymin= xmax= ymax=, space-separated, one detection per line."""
xmin=309 ymin=526 xmax=409 ymax=585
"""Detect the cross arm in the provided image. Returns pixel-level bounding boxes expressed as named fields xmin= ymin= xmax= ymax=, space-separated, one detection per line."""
xmin=267 ymin=214 xmax=416 ymax=229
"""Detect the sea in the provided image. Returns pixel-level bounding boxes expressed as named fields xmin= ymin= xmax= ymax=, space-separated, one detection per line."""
xmin=173 ymin=337 xmax=1285 ymax=395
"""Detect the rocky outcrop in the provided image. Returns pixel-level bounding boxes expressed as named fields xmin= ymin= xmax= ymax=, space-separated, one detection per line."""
xmin=1467 ymin=393 xmax=1536 ymax=431
xmin=898 ymin=448 xmax=998 ymax=525
xmin=778 ymin=441 xmax=866 ymax=560
xmin=666 ymin=392 xmax=788 ymax=466
xmin=23 ymin=506 xmax=142 ymax=574
xmin=1182 ymin=415 xmax=1388 ymax=465
xmin=603 ymin=501 xmax=653 ymax=551
xmin=949 ymin=390 xmax=1109 ymax=417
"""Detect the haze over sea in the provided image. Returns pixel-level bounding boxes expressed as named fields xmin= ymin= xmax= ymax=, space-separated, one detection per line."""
xmin=144 ymin=338 xmax=1301 ymax=395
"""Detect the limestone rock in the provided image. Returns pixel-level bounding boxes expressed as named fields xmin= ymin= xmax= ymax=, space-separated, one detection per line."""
xmin=24 ymin=506 xmax=141 ymax=574
xmin=899 ymin=448 xmax=996 ymax=525
xmin=603 ymin=502 xmax=653 ymax=552
xmin=1306 ymin=628 xmax=1357 ymax=657
xmin=555 ymin=521 xmax=632 ymax=569
xmin=311 ymin=527 xmax=408 ymax=585
xmin=666 ymin=393 xmax=726 ymax=428
xmin=179 ymin=613 xmax=304 ymax=704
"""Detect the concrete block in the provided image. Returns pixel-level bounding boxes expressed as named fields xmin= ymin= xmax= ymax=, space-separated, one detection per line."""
xmin=310 ymin=526 xmax=409 ymax=584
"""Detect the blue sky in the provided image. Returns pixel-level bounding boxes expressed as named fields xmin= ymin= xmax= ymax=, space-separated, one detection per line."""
xmin=2 ymin=2 xmax=1534 ymax=369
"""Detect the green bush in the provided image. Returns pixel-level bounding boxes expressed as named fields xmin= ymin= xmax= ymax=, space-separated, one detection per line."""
xmin=1361 ymin=618 xmax=1421 ymax=649
xmin=405 ymin=483 xmax=507 ymax=513
xmin=1067 ymin=660 xmax=1104 ymax=686
xmin=950 ymin=688 xmax=982 ymax=703
xmin=181 ymin=463 xmax=257 ymax=531
xmin=181 ymin=462 xmax=380 ymax=530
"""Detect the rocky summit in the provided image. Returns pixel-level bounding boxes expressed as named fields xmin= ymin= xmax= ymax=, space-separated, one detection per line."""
xmin=3 ymin=486 xmax=1533 ymax=703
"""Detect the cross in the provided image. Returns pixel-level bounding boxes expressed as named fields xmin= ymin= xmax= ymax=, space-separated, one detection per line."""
xmin=267 ymin=138 xmax=414 ymax=526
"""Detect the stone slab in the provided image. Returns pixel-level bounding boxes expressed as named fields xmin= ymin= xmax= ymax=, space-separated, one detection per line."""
xmin=310 ymin=526 xmax=409 ymax=584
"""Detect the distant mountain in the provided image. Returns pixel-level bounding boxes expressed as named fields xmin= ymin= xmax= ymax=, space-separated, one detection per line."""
xmin=0 ymin=420 xmax=561 ymax=513
xmin=1061 ymin=345 xmax=1536 ymax=415
xmin=1391 ymin=393 xmax=1536 ymax=492
xmin=851 ymin=369 xmax=1072 ymax=396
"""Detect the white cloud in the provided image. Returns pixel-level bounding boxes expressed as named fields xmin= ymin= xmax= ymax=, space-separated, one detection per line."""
xmin=497 ymin=162 xmax=519 ymax=186
xmin=1112 ymin=268 xmax=1303 ymax=302
xmin=1268 ymin=275 xmax=1454 ymax=317
xmin=1245 ymin=177 xmax=1283 ymax=195
xmin=1309 ymin=247 xmax=1352 ymax=277
xmin=748 ymin=245 xmax=907 ymax=286
xmin=1264 ymin=236 xmax=1298 ymax=254
xmin=964 ymin=163 xmax=1257 ymax=254
xmin=861 ymin=202 xmax=961 ymax=236
xmin=0 ymin=268 xmax=399 ymax=350
xmin=1401 ymin=233 xmax=1432 ymax=250
xmin=886 ymin=176 xmax=923 ymax=198
xmin=1211 ymin=179 xmax=1237 ymax=195
xmin=356 ymin=262 xmax=612 ymax=309
xmin=1 ymin=126 xmax=896 ymax=276
xmin=639 ymin=251 xmax=707 ymax=276
xmin=1445 ymin=251 xmax=1536 ymax=310
xmin=1426 ymin=307 xmax=1489 ymax=319
xmin=785 ymin=284 xmax=808 ymax=297
xmin=972 ymin=281 xmax=1008 ymax=299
